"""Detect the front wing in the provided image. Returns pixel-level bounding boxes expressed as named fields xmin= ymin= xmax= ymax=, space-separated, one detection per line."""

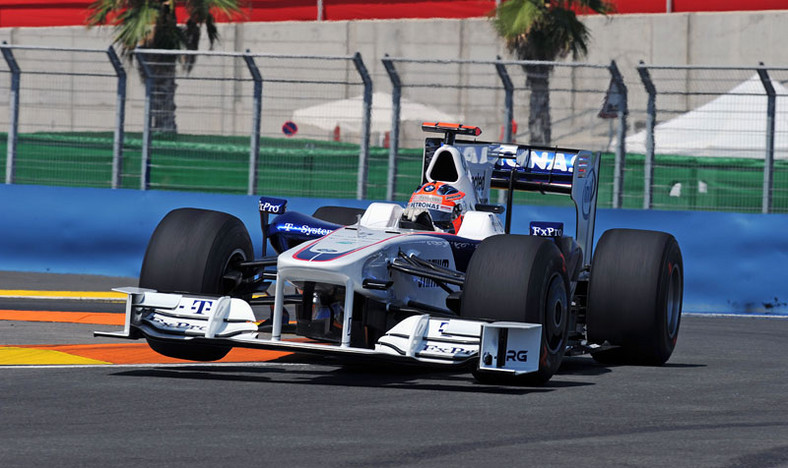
xmin=96 ymin=287 xmax=542 ymax=376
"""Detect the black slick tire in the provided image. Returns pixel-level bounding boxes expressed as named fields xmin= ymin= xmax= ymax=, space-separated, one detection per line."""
xmin=461 ymin=235 xmax=570 ymax=385
xmin=587 ymin=229 xmax=683 ymax=365
xmin=139 ymin=208 xmax=254 ymax=362
xmin=139 ymin=208 xmax=253 ymax=296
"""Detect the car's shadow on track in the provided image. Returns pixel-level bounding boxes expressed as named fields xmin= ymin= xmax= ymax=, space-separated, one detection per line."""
xmin=111 ymin=357 xmax=597 ymax=395
xmin=557 ymin=356 xmax=613 ymax=377
xmin=110 ymin=351 xmax=704 ymax=393
xmin=558 ymin=355 xmax=706 ymax=376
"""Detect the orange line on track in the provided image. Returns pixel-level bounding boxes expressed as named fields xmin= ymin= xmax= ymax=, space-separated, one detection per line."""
xmin=12 ymin=343 xmax=292 ymax=365
xmin=0 ymin=310 xmax=124 ymax=326
xmin=1 ymin=309 xmax=296 ymax=364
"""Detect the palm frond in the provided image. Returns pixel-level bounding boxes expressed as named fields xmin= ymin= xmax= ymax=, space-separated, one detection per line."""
xmin=87 ymin=0 xmax=243 ymax=69
xmin=86 ymin=0 xmax=123 ymax=26
xmin=181 ymin=19 xmax=200 ymax=71
xmin=547 ymin=7 xmax=591 ymax=59
xmin=204 ymin=15 xmax=219 ymax=46
xmin=185 ymin=0 xmax=244 ymax=46
xmin=492 ymin=0 xmax=611 ymax=61
xmin=202 ymin=0 xmax=245 ymax=20
xmin=114 ymin=2 xmax=161 ymax=52
xmin=561 ymin=0 xmax=615 ymax=15
xmin=150 ymin=2 xmax=184 ymax=50
xmin=493 ymin=0 xmax=541 ymax=40
xmin=185 ymin=0 xmax=244 ymax=23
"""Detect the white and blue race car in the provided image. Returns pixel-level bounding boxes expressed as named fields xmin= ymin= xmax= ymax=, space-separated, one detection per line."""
xmin=97 ymin=123 xmax=683 ymax=385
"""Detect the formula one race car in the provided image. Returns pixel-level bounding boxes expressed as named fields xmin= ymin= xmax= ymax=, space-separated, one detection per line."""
xmin=97 ymin=122 xmax=683 ymax=385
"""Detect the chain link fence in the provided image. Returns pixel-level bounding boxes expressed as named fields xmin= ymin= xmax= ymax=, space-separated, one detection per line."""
xmin=632 ymin=64 xmax=788 ymax=214
xmin=0 ymin=44 xmax=127 ymax=188
xmin=1 ymin=43 xmax=785 ymax=214
xmin=131 ymin=49 xmax=377 ymax=199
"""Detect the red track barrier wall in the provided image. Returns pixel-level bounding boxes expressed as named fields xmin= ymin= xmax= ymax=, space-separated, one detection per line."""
xmin=1 ymin=0 xmax=786 ymax=28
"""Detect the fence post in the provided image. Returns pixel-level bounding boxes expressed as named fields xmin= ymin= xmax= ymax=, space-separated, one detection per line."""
xmin=352 ymin=52 xmax=372 ymax=200
xmin=1 ymin=43 xmax=20 ymax=185
xmin=637 ymin=62 xmax=657 ymax=210
xmin=106 ymin=46 xmax=126 ymax=189
xmin=494 ymin=57 xmax=514 ymax=144
xmin=382 ymin=55 xmax=401 ymax=201
xmin=756 ymin=64 xmax=775 ymax=214
xmin=607 ymin=60 xmax=628 ymax=209
xmin=495 ymin=57 xmax=514 ymax=204
xmin=136 ymin=51 xmax=153 ymax=191
xmin=244 ymin=51 xmax=263 ymax=196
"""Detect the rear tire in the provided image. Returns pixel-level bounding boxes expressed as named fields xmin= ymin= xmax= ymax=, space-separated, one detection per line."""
xmin=587 ymin=229 xmax=683 ymax=365
xmin=139 ymin=208 xmax=254 ymax=362
xmin=461 ymin=235 xmax=570 ymax=385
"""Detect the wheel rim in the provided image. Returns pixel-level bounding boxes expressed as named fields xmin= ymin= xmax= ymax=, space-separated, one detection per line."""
xmin=544 ymin=273 xmax=568 ymax=353
xmin=666 ymin=264 xmax=682 ymax=339
xmin=220 ymin=248 xmax=249 ymax=295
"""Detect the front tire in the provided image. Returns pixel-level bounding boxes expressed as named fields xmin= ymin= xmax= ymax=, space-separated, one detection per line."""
xmin=138 ymin=208 xmax=254 ymax=361
xmin=587 ymin=229 xmax=683 ymax=365
xmin=139 ymin=208 xmax=254 ymax=296
xmin=461 ymin=235 xmax=570 ymax=385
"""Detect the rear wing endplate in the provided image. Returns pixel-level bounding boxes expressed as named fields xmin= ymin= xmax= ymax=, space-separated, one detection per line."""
xmin=493 ymin=146 xmax=600 ymax=266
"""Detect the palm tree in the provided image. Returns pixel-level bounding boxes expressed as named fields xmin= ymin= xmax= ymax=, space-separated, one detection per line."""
xmin=492 ymin=0 xmax=612 ymax=145
xmin=87 ymin=0 xmax=244 ymax=133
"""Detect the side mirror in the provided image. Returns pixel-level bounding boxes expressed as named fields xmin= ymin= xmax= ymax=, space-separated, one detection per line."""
xmin=474 ymin=204 xmax=505 ymax=214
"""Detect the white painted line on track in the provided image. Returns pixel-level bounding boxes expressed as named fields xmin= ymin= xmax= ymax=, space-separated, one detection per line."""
xmin=0 ymin=290 xmax=125 ymax=301
xmin=683 ymin=312 xmax=788 ymax=319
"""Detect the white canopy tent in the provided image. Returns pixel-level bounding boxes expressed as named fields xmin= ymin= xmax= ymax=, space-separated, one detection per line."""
xmin=291 ymin=91 xmax=461 ymax=134
xmin=622 ymin=75 xmax=788 ymax=159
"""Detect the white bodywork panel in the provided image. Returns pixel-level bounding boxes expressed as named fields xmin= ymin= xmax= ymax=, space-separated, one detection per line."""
xmin=456 ymin=211 xmax=505 ymax=240
xmin=275 ymin=226 xmax=458 ymax=318
xmin=425 ymin=145 xmax=480 ymax=204
xmin=478 ymin=322 xmax=542 ymax=374
xmin=359 ymin=202 xmax=404 ymax=229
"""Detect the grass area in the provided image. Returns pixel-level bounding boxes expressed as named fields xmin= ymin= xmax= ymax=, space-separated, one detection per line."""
xmin=1 ymin=131 xmax=786 ymax=213
xmin=0 ymin=131 xmax=423 ymax=201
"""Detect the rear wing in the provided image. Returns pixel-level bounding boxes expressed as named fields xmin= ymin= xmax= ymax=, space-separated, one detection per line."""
xmin=421 ymin=123 xmax=600 ymax=266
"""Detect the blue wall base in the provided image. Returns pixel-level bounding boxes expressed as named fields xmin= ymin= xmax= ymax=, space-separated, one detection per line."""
xmin=2 ymin=184 xmax=786 ymax=315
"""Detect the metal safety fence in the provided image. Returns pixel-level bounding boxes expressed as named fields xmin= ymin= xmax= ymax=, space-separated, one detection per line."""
xmin=0 ymin=44 xmax=375 ymax=199
xmin=1 ymin=43 xmax=786 ymax=214
xmin=0 ymin=44 xmax=126 ymax=189
xmin=133 ymin=49 xmax=373 ymax=198
xmin=633 ymin=63 xmax=788 ymax=214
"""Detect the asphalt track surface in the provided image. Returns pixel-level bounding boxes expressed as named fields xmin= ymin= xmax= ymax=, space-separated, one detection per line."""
xmin=1 ymin=272 xmax=788 ymax=467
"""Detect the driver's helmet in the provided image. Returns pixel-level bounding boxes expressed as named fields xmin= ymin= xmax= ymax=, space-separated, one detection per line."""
xmin=402 ymin=182 xmax=468 ymax=233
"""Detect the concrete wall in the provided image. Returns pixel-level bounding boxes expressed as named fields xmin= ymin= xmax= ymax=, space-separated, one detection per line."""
xmin=2 ymin=11 xmax=787 ymax=144
xmin=5 ymin=10 xmax=786 ymax=66
xmin=233 ymin=11 xmax=788 ymax=70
